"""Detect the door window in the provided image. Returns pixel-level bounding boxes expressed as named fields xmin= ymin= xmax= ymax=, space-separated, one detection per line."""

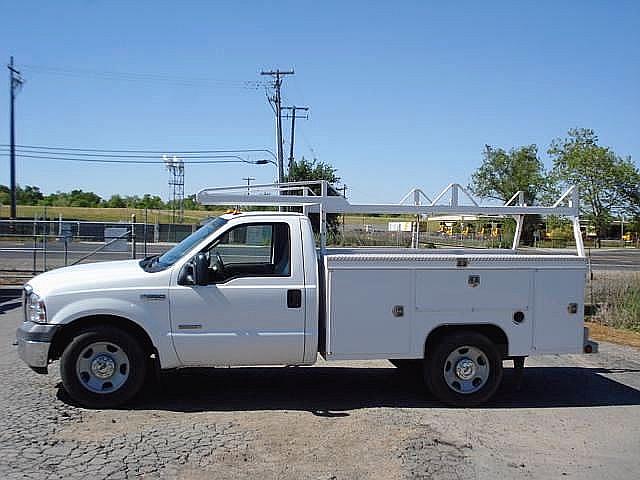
xmin=206 ymin=222 xmax=291 ymax=282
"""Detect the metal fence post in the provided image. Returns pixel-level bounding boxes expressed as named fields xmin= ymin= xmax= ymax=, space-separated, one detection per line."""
xmin=32 ymin=217 xmax=37 ymax=275
xmin=42 ymin=219 xmax=47 ymax=271
xmin=130 ymin=214 xmax=137 ymax=259
xmin=143 ymin=208 xmax=148 ymax=257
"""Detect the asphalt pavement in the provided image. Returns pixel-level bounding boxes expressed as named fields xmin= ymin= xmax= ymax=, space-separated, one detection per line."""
xmin=1 ymin=294 xmax=640 ymax=479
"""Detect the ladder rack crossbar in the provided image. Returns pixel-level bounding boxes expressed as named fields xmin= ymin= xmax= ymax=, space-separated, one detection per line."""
xmin=197 ymin=181 xmax=579 ymax=217
xmin=196 ymin=181 xmax=584 ymax=256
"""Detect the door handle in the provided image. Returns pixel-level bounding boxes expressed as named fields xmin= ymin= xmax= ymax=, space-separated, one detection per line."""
xmin=287 ymin=289 xmax=302 ymax=309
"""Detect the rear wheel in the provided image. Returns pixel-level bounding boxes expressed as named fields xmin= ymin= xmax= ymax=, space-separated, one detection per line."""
xmin=60 ymin=325 xmax=147 ymax=408
xmin=425 ymin=331 xmax=503 ymax=407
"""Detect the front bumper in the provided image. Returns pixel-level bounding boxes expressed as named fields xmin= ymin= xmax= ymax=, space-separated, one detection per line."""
xmin=16 ymin=321 xmax=60 ymax=373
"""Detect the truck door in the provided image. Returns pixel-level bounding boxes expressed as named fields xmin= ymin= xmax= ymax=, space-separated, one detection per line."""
xmin=169 ymin=220 xmax=306 ymax=366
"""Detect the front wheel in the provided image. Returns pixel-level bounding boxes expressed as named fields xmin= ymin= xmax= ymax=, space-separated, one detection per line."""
xmin=425 ymin=332 xmax=503 ymax=407
xmin=60 ymin=326 xmax=147 ymax=408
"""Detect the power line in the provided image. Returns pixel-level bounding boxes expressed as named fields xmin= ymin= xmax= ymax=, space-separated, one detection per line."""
xmin=0 ymin=153 xmax=272 ymax=165
xmin=0 ymin=148 xmax=266 ymax=160
xmin=0 ymin=144 xmax=277 ymax=159
xmin=20 ymin=64 xmax=268 ymax=90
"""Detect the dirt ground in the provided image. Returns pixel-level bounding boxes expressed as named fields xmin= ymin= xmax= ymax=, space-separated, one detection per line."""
xmin=586 ymin=321 xmax=640 ymax=349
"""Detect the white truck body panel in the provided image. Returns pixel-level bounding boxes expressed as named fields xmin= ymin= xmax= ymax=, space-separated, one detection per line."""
xmin=323 ymin=252 xmax=586 ymax=360
xmin=168 ymin=215 xmax=309 ymax=366
xmin=26 ymin=260 xmax=182 ymax=368
xmin=20 ymin=210 xmax=589 ymax=373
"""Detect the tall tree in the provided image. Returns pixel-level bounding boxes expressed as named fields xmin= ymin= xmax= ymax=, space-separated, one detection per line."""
xmin=549 ymin=128 xmax=640 ymax=247
xmin=469 ymin=145 xmax=549 ymax=245
xmin=469 ymin=144 xmax=548 ymax=205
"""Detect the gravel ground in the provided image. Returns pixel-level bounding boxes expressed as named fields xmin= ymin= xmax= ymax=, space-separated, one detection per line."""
xmin=2 ymin=298 xmax=640 ymax=479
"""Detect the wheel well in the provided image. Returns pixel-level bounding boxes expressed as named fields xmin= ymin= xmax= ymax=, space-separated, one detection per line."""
xmin=49 ymin=315 xmax=156 ymax=361
xmin=424 ymin=324 xmax=509 ymax=359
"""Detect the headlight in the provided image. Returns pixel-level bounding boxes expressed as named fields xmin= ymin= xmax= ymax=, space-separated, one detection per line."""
xmin=27 ymin=293 xmax=47 ymax=323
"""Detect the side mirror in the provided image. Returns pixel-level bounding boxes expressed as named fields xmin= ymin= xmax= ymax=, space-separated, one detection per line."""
xmin=193 ymin=253 xmax=209 ymax=286
xmin=177 ymin=263 xmax=194 ymax=286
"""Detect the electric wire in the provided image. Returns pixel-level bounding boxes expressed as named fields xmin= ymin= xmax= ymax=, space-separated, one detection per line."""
xmin=0 ymin=144 xmax=277 ymax=159
xmin=0 ymin=153 xmax=267 ymax=165
xmin=20 ymin=64 xmax=267 ymax=90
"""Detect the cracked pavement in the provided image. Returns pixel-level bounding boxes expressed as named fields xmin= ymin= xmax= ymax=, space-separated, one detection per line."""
xmin=2 ymin=293 xmax=640 ymax=479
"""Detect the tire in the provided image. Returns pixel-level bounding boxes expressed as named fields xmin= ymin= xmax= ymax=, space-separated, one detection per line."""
xmin=425 ymin=331 xmax=503 ymax=407
xmin=60 ymin=325 xmax=147 ymax=408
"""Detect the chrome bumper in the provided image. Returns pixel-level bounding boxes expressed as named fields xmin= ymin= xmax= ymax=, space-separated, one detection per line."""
xmin=16 ymin=321 xmax=60 ymax=372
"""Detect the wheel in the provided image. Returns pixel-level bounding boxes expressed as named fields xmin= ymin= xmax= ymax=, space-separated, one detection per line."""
xmin=60 ymin=325 xmax=147 ymax=408
xmin=425 ymin=331 xmax=503 ymax=407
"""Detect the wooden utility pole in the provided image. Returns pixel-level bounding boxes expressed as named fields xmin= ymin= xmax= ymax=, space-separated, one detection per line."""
xmin=282 ymin=105 xmax=309 ymax=175
xmin=8 ymin=56 xmax=24 ymax=220
xmin=242 ymin=176 xmax=255 ymax=195
xmin=260 ymin=69 xmax=294 ymax=183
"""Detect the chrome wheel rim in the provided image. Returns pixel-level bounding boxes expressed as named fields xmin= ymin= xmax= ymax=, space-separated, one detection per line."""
xmin=76 ymin=342 xmax=130 ymax=394
xmin=443 ymin=345 xmax=490 ymax=394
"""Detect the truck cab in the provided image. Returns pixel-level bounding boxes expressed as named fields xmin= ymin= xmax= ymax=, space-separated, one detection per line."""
xmin=17 ymin=212 xmax=319 ymax=407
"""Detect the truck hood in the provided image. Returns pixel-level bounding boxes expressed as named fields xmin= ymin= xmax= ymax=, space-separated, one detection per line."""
xmin=27 ymin=259 xmax=165 ymax=297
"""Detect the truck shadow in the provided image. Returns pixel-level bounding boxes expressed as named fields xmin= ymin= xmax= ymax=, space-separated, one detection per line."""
xmin=0 ymin=287 xmax=22 ymax=315
xmin=121 ymin=365 xmax=640 ymax=413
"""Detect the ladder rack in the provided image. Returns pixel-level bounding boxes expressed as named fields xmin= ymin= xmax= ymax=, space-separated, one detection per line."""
xmin=197 ymin=181 xmax=585 ymax=257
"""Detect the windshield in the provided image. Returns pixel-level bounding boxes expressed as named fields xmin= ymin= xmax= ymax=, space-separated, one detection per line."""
xmin=144 ymin=217 xmax=228 ymax=271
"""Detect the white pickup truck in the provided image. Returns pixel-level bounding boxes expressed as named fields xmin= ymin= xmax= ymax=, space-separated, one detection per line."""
xmin=16 ymin=182 xmax=597 ymax=408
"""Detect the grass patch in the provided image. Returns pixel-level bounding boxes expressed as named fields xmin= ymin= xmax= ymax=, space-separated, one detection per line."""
xmin=588 ymin=272 xmax=640 ymax=333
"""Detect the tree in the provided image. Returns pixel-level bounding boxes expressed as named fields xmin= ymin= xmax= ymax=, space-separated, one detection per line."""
xmin=0 ymin=184 xmax=10 ymax=205
xmin=469 ymin=145 xmax=549 ymax=245
xmin=469 ymin=145 xmax=548 ymax=204
xmin=18 ymin=185 xmax=44 ymax=204
xmin=549 ymin=128 xmax=640 ymax=247
xmin=104 ymin=194 xmax=127 ymax=208
xmin=0 ymin=184 xmax=44 ymax=205
xmin=67 ymin=189 xmax=103 ymax=207
xmin=285 ymin=157 xmax=342 ymax=241
xmin=136 ymin=194 xmax=164 ymax=210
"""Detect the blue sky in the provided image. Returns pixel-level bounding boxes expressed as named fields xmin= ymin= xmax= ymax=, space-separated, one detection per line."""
xmin=0 ymin=1 xmax=638 ymax=203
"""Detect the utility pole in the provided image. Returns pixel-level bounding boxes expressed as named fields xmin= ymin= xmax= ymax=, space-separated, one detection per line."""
xmin=282 ymin=105 xmax=309 ymax=175
xmin=260 ymin=69 xmax=294 ymax=184
xmin=8 ymin=56 xmax=24 ymax=220
xmin=340 ymin=184 xmax=347 ymax=242
xmin=242 ymin=176 xmax=255 ymax=195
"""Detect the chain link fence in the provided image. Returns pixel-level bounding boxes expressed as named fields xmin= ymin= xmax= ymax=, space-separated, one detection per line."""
xmin=0 ymin=219 xmax=201 ymax=281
